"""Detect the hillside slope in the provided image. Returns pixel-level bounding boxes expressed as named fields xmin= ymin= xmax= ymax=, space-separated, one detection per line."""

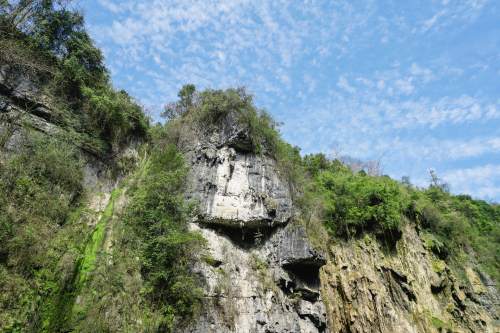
xmin=1 ymin=2 xmax=498 ymax=333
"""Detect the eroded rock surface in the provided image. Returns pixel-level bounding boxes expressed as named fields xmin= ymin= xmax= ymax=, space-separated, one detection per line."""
xmin=186 ymin=146 xmax=292 ymax=228
xmin=186 ymin=223 xmax=328 ymax=333
xmin=176 ymin=110 xmax=499 ymax=333
xmin=179 ymin=112 xmax=327 ymax=332
xmin=180 ymin=111 xmax=293 ymax=229
xmin=320 ymin=224 xmax=499 ymax=333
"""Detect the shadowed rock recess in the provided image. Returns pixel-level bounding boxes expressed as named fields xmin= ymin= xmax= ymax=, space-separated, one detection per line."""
xmin=178 ymin=112 xmax=328 ymax=332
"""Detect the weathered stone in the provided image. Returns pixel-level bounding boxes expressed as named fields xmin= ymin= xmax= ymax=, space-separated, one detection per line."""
xmin=320 ymin=225 xmax=499 ymax=333
xmin=180 ymin=112 xmax=293 ymax=229
xmin=179 ymin=111 xmax=327 ymax=332
xmin=271 ymin=223 xmax=326 ymax=268
xmin=186 ymin=223 xmax=328 ymax=333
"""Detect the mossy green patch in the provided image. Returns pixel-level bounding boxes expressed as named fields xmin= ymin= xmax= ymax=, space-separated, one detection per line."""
xmin=430 ymin=315 xmax=451 ymax=330
xmin=77 ymin=188 xmax=122 ymax=288
xmin=432 ymin=259 xmax=447 ymax=274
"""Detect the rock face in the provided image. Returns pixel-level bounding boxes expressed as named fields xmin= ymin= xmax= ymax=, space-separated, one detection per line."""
xmin=186 ymin=223 xmax=328 ymax=333
xmin=179 ymin=109 xmax=499 ymax=332
xmin=179 ymin=113 xmax=328 ymax=332
xmin=320 ymin=224 xmax=499 ymax=333
xmin=181 ymin=112 xmax=293 ymax=229
xmin=186 ymin=146 xmax=293 ymax=228
xmin=0 ymin=66 xmax=120 ymax=192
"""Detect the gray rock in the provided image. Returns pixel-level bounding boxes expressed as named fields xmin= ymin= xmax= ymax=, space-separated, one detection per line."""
xmin=180 ymin=112 xmax=293 ymax=229
xmin=178 ymin=111 xmax=328 ymax=332
xmin=185 ymin=223 xmax=328 ymax=333
xmin=271 ymin=223 xmax=326 ymax=268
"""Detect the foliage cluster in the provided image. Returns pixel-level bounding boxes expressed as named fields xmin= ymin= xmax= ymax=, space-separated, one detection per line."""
xmin=123 ymin=128 xmax=205 ymax=331
xmin=0 ymin=0 xmax=148 ymax=151
xmin=410 ymin=187 xmax=499 ymax=282
xmin=0 ymin=133 xmax=83 ymax=274
xmin=163 ymin=85 xmax=306 ymax=198
xmin=302 ymin=154 xmax=410 ymax=243
xmin=0 ymin=133 xmax=88 ymax=331
xmin=163 ymin=85 xmax=499 ymax=286
xmin=302 ymin=152 xmax=499 ymax=283
xmin=163 ymin=85 xmax=283 ymax=156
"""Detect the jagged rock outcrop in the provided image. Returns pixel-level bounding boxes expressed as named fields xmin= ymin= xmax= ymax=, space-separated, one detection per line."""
xmin=181 ymin=112 xmax=293 ymax=229
xmin=0 ymin=65 xmax=56 ymax=150
xmin=0 ymin=66 xmax=122 ymax=193
xmin=187 ymin=223 xmax=328 ymax=333
xmin=177 ymin=111 xmax=499 ymax=333
xmin=271 ymin=223 xmax=326 ymax=268
xmin=320 ymin=224 xmax=499 ymax=333
xmin=179 ymin=112 xmax=328 ymax=332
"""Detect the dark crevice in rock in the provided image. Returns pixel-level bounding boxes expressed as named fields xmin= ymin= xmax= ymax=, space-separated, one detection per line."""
xmin=278 ymin=277 xmax=320 ymax=302
xmin=297 ymin=312 xmax=327 ymax=332
xmin=282 ymin=263 xmax=321 ymax=290
xmin=0 ymin=82 xmax=54 ymax=123
xmin=380 ymin=266 xmax=416 ymax=309
xmin=430 ymin=283 xmax=446 ymax=294
xmin=198 ymin=221 xmax=283 ymax=250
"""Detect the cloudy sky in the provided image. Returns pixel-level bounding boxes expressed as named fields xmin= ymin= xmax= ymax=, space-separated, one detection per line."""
xmin=80 ymin=0 xmax=500 ymax=202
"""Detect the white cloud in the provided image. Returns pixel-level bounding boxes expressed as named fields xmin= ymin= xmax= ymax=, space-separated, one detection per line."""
xmin=419 ymin=0 xmax=489 ymax=33
xmin=337 ymin=76 xmax=355 ymax=93
xmin=394 ymin=78 xmax=415 ymax=95
xmin=422 ymin=10 xmax=446 ymax=32
xmin=410 ymin=63 xmax=435 ymax=83
xmin=82 ymin=0 xmax=498 ymax=200
xmin=443 ymin=164 xmax=500 ymax=200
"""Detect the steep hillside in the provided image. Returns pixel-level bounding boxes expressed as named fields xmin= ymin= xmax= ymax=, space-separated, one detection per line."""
xmin=1 ymin=3 xmax=498 ymax=333
xmin=0 ymin=2 xmax=148 ymax=331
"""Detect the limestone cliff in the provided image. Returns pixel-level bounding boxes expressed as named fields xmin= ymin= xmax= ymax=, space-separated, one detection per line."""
xmin=2 ymin=70 xmax=497 ymax=332
xmin=177 ymin=112 xmax=329 ymax=332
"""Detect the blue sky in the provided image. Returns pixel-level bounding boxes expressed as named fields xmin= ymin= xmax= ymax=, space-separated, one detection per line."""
xmin=80 ymin=0 xmax=500 ymax=202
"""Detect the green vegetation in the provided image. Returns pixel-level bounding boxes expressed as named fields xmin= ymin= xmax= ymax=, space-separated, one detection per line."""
xmin=0 ymin=2 xmax=151 ymax=331
xmin=301 ymin=152 xmax=499 ymax=283
xmin=304 ymin=155 xmax=409 ymax=242
xmin=164 ymin=85 xmax=499 ymax=287
xmin=1 ymin=0 xmax=148 ymax=153
xmin=164 ymin=85 xmax=286 ymax=156
xmin=121 ymin=130 xmax=205 ymax=331
xmin=76 ymin=188 xmax=121 ymax=288
xmin=410 ymin=187 xmax=500 ymax=282
xmin=0 ymin=133 xmax=83 ymax=274
xmin=163 ymin=85 xmax=305 ymax=195
xmin=0 ymin=1 xmax=498 ymax=329
xmin=0 ymin=133 xmax=87 ymax=331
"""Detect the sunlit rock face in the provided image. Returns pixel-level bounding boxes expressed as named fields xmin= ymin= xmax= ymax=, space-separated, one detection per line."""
xmin=187 ymin=146 xmax=292 ymax=228
xmin=182 ymin=112 xmax=292 ymax=229
xmin=178 ymin=112 xmax=328 ymax=333
xmin=178 ymin=111 xmax=499 ymax=333
xmin=185 ymin=223 xmax=328 ymax=333
xmin=320 ymin=224 xmax=499 ymax=333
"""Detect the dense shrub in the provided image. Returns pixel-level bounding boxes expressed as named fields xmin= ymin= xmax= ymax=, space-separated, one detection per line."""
xmin=0 ymin=134 xmax=83 ymax=271
xmin=124 ymin=131 xmax=205 ymax=331
xmin=303 ymin=154 xmax=499 ymax=282
xmin=1 ymin=1 xmax=149 ymax=152
xmin=409 ymin=187 xmax=500 ymax=282
xmin=305 ymin=157 xmax=409 ymax=242
xmin=82 ymin=86 xmax=148 ymax=146
xmin=163 ymin=85 xmax=282 ymax=156
xmin=0 ymin=133 xmax=85 ymax=331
